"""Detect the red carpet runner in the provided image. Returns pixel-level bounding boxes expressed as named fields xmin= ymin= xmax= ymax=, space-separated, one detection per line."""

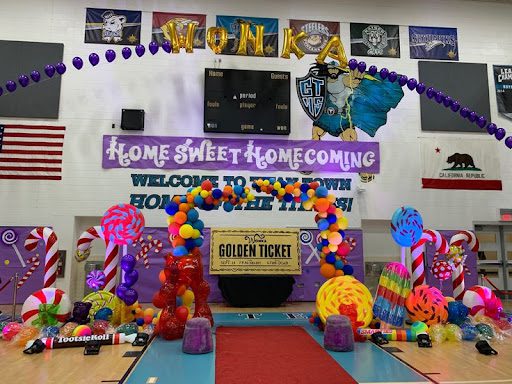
xmin=215 ymin=326 xmax=357 ymax=384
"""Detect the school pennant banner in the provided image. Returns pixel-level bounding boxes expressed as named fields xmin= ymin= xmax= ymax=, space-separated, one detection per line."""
xmin=421 ymin=139 xmax=502 ymax=190
xmin=493 ymin=65 xmax=512 ymax=118
xmin=85 ymin=8 xmax=141 ymax=45
xmin=216 ymin=15 xmax=278 ymax=57
xmin=409 ymin=26 xmax=458 ymax=61
xmin=350 ymin=23 xmax=400 ymax=58
xmin=152 ymin=12 xmax=206 ymax=48
xmin=289 ymin=19 xmax=340 ymax=54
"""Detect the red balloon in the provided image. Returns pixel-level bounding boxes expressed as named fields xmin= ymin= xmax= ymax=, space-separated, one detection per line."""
xmin=152 ymin=292 xmax=165 ymax=308
xmin=337 ymin=241 xmax=351 ymax=256
xmin=176 ymin=306 xmax=189 ymax=322
xmin=201 ymin=180 xmax=213 ymax=191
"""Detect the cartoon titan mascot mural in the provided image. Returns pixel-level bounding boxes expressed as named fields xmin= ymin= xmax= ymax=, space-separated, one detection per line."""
xmin=297 ymin=62 xmax=404 ymax=182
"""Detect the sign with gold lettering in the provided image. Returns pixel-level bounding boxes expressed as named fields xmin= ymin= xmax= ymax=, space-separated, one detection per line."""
xmin=209 ymin=228 xmax=301 ymax=275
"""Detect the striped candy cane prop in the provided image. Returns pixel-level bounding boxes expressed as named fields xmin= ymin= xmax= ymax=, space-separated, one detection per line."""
xmin=76 ymin=226 xmax=119 ymax=294
xmin=24 ymin=227 xmax=59 ymax=288
xmin=133 ymin=237 xmax=163 ymax=269
xmin=450 ymin=231 xmax=479 ymax=300
xmin=17 ymin=256 xmax=41 ymax=288
xmin=345 ymin=237 xmax=357 ymax=251
xmin=410 ymin=229 xmax=449 ymax=288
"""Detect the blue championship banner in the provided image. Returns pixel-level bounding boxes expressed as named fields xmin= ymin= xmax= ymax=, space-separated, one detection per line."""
xmin=494 ymin=65 xmax=512 ymax=115
xmin=216 ymin=15 xmax=278 ymax=57
xmin=409 ymin=26 xmax=458 ymax=61
xmin=85 ymin=8 xmax=141 ymax=45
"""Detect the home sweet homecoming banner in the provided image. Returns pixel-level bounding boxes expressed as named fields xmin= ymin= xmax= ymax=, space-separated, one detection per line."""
xmin=103 ymin=135 xmax=379 ymax=173
xmin=209 ymin=228 xmax=301 ymax=274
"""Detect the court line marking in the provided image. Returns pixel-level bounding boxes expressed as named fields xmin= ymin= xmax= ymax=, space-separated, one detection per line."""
xmin=439 ymin=381 xmax=512 ymax=384
xmin=118 ymin=335 xmax=155 ymax=384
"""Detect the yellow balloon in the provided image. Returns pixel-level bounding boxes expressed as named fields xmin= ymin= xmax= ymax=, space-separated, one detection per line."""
xmin=200 ymin=190 xmax=209 ymax=198
xmin=337 ymin=216 xmax=349 ymax=230
xmin=192 ymin=229 xmax=201 ymax=239
xmin=206 ymin=27 xmax=228 ymax=54
xmin=278 ymin=188 xmax=286 ymax=196
xmin=328 ymin=243 xmax=338 ymax=252
xmin=320 ymin=230 xmax=330 ymax=239
xmin=236 ymin=23 xmax=264 ymax=56
xmin=263 ymin=179 xmax=270 ymax=186
xmin=167 ymin=216 xmax=174 ymax=225
xmin=191 ymin=188 xmax=199 ymax=196
xmin=247 ymin=193 xmax=255 ymax=201
xmin=327 ymin=194 xmax=336 ymax=203
xmin=144 ymin=308 xmax=155 ymax=318
xmin=274 ymin=182 xmax=282 ymax=190
xmin=302 ymin=200 xmax=313 ymax=211
xmin=182 ymin=290 xmax=195 ymax=306
xmin=280 ymin=28 xmax=306 ymax=59
xmin=179 ymin=224 xmax=194 ymax=239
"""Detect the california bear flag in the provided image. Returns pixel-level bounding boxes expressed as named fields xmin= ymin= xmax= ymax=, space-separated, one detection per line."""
xmin=421 ymin=139 xmax=502 ymax=190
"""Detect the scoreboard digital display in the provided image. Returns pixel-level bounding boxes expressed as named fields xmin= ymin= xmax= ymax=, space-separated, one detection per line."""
xmin=204 ymin=68 xmax=290 ymax=135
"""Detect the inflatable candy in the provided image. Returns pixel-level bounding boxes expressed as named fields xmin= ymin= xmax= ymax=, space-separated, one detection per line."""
xmin=86 ymin=270 xmax=105 ymax=291
xmin=24 ymin=227 xmax=59 ymax=288
xmin=12 ymin=326 xmax=40 ymax=347
xmin=2 ymin=322 xmax=22 ymax=341
xmin=450 ymin=231 xmax=479 ymax=300
xmin=72 ymin=325 xmax=92 ymax=337
xmin=445 ymin=324 xmax=462 ymax=341
xmin=405 ymin=285 xmax=448 ymax=325
xmin=101 ymin=203 xmax=145 ymax=246
xmin=410 ymin=229 xmax=449 ymax=287
xmin=429 ymin=324 xmax=446 ymax=343
xmin=463 ymin=286 xmax=503 ymax=320
xmin=390 ymin=206 xmax=423 ymax=247
xmin=460 ymin=322 xmax=479 ymax=340
xmin=21 ymin=288 xmax=71 ymax=327
xmin=447 ymin=301 xmax=469 ymax=325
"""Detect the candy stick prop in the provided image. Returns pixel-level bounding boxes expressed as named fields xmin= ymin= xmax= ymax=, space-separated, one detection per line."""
xmin=1 ymin=229 xmax=26 ymax=267
xmin=24 ymin=227 xmax=59 ymax=288
xmin=345 ymin=237 xmax=357 ymax=251
xmin=25 ymin=333 xmax=136 ymax=350
xmin=410 ymin=229 xmax=449 ymax=288
xmin=390 ymin=206 xmax=423 ymax=266
xmin=133 ymin=237 xmax=163 ymax=269
xmin=17 ymin=256 xmax=40 ymax=289
xmin=76 ymin=226 xmax=104 ymax=262
xmin=450 ymin=231 xmax=479 ymax=300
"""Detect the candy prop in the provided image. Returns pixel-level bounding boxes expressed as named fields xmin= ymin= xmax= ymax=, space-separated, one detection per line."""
xmin=16 ymin=256 xmax=40 ymax=289
xmin=21 ymin=288 xmax=71 ymax=327
xmin=133 ymin=236 xmax=163 ymax=269
xmin=431 ymin=259 xmax=452 ymax=281
xmin=2 ymin=322 xmax=22 ymax=341
xmin=101 ymin=203 xmax=145 ymax=246
xmin=12 ymin=326 xmax=40 ymax=347
xmin=384 ymin=329 xmax=416 ymax=342
xmin=373 ymin=262 xmax=411 ymax=327
xmin=447 ymin=301 xmax=470 ymax=325
xmin=1 ymin=228 xmax=25 ymax=267
xmin=81 ymin=290 xmax=117 ymax=318
xmin=24 ymin=227 xmax=59 ymax=288
xmin=116 ymin=254 xmax=139 ymax=305
xmin=59 ymin=322 xmax=78 ymax=337
xmin=316 ymin=276 xmax=373 ymax=327
xmin=390 ymin=206 xmax=423 ymax=265
xmin=25 ymin=333 xmax=137 ymax=350
xmin=86 ymin=270 xmax=105 ymax=291
xmin=72 ymin=325 xmax=92 ymax=337
xmin=411 ymin=229 xmax=449 ymax=287
xmin=462 ymin=285 xmax=503 ymax=320
xmin=405 ymin=285 xmax=448 ymax=325
xmin=450 ymin=231 xmax=479 ymax=300
xmin=75 ymin=226 xmax=103 ymax=262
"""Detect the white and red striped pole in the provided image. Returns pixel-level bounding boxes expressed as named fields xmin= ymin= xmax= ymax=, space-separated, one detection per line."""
xmin=17 ymin=256 xmax=40 ymax=288
xmin=24 ymin=227 xmax=59 ymax=288
xmin=134 ymin=237 xmax=163 ymax=269
xmin=410 ymin=229 xmax=449 ymax=288
xmin=450 ymin=230 xmax=479 ymax=300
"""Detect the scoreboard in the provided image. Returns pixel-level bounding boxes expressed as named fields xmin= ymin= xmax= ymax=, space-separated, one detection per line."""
xmin=204 ymin=68 xmax=290 ymax=135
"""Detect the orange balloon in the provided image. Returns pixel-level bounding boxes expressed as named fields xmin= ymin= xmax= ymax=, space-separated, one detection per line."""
xmin=174 ymin=211 xmax=187 ymax=224
xmin=186 ymin=194 xmax=194 ymax=203
xmin=329 ymin=224 xmax=340 ymax=232
xmin=319 ymin=259 xmax=326 ymax=266
xmin=320 ymin=263 xmax=336 ymax=279
xmin=177 ymin=285 xmax=187 ymax=296
xmin=315 ymin=198 xmax=330 ymax=212
xmin=284 ymin=184 xmax=294 ymax=193
xmin=335 ymin=269 xmax=345 ymax=277
xmin=310 ymin=181 xmax=320 ymax=189
xmin=172 ymin=236 xmax=186 ymax=247
xmin=158 ymin=270 xmax=166 ymax=284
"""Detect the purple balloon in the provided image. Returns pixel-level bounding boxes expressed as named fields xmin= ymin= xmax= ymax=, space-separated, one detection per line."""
xmin=56 ymin=62 xmax=66 ymax=75
xmin=379 ymin=68 xmax=389 ymax=79
xmin=495 ymin=128 xmax=506 ymax=141
xmin=477 ymin=116 xmax=487 ymax=128
xmin=72 ymin=57 xmax=83 ymax=70
xmin=451 ymin=100 xmax=460 ymax=112
xmin=487 ymin=123 xmax=497 ymax=135
xmin=30 ymin=70 xmax=41 ymax=82
xmin=6 ymin=81 xmax=16 ymax=92
xmin=407 ymin=78 xmax=418 ymax=90
xmin=89 ymin=53 xmax=100 ymax=66
xmin=135 ymin=44 xmax=145 ymax=57
xmin=367 ymin=65 xmax=377 ymax=76
xmin=460 ymin=107 xmax=470 ymax=118
xmin=348 ymin=59 xmax=358 ymax=71
xmin=121 ymin=254 xmax=137 ymax=272
xmin=398 ymin=75 xmax=408 ymax=87
xmin=149 ymin=41 xmax=159 ymax=55
xmin=116 ymin=283 xmax=128 ymax=298
xmin=162 ymin=41 xmax=172 ymax=53
xmin=388 ymin=71 xmax=398 ymax=83
xmin=443 ymin=96 xmax=453 ymax=107
xmin=426 ymin=87 xmax=436 ymax=99
xmin=505 ymin=136 xmax=512 ymax=149
xmin=105 ymin=49 xmax=116 ymax=63
xmin=122 ymin=288 xmax=138 ymax=306
xmin=468 ymin=111 xmax=478 ymax=122
xmin=435 ymin=91 xmax=445 ymax=104
xmin=357 ymin=61 xmax=366 ymax=73
xmin=124 ymin=269 xmax=139 ymax=287
xmin=18 ymin=75 xmax=29 ymax=87
xmin=0 ymin=87 xmax=3 ymax=97
xmin=44 ymin=64 xmax=56 ymax=78
xmin=122 ymin=47 xmax=132 ymax=59
xmin=416 ymin=82 xmax=426 ymax=94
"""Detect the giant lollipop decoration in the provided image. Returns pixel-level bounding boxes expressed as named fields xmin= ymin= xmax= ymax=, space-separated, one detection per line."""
xmin=1 ymin=229 xmax=26 ymax=267
xmin=390 ymin=206 xmax=423 ymax=265
xmin=101 ymin=204 xmax=145 ymax=246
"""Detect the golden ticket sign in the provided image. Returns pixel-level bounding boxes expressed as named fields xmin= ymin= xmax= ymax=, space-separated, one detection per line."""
xmin=209 ymin=228 xmax=301 ymax=275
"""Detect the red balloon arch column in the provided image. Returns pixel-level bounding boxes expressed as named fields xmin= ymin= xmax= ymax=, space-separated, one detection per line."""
xmin=155 ymin=178 xmax=354 ymax=340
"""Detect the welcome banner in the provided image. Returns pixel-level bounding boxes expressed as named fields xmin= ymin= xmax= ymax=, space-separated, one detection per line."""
xmin=103 ymin=135 xmax=380 ymax=173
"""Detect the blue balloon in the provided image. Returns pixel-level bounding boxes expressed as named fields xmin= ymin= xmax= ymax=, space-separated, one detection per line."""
xmin=334 ymin=260 xmax=344 ymax=270
xmin=315 ymin=186 xmax=328 ymax=198
xmin=212 ymin=188 xmax=223 ymax=199
xmin=187 ymin=209 xmax=199 ymax=222
xmin=193 ymin=219 xmax=204 ymax=231
xmin=283 ymin=193 xmax=293 ymax=202
xmin=300 ymin=183 xmax=310 ymax=193
xmin=176 ymin=297 xmax=183 ymax=306
xmin=325 ymin=254 xmax=336 ymax=264
xmin=342 ymin=265 xmax=354 ymax=275
xmin=193 ymin=195 xmax=204 ymax=206
xmin=185 ymin=239 xmax=196 ymax=250
xmin=173 ymin=246 xmax=188 ymax=256
xmin=327 ymin=214 xmax=337 ymax=224
xmin=316 ymin=243 xmax=323 ymax=251
xmin=165 ymin=202 xmax=179 ymax=215
xmin=300 ymin=193 xmax=309 ymax=202
xmin=317 ymin=219 xmax=329 ymax=231
xmin=322 ymin=239 xmax=329 ymax=246
xmin=233 ymin=185 xmax=243 ymax=195
xmin=390 ymin=206 xmax=423 ymax=247
xmin=271 ymin=190 xmax=278 ymax=196
xmin=223 ymin=202 xmax=234 ymax=212
xmin=136 ymin=318 xmax=145 ymax=326
xmin=194 ymin=238 xmax=204 ymax=247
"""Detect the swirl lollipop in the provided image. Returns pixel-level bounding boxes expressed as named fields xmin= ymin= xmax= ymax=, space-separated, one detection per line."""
xmin=390 ymin=206 xmax=423 ymax=265
xmin=101 ymin=204 xmax=145 ymax=246
xmin=86 ymin=270 xmax=106 ymax=291
xmin=1 ymin=229 xmax=26 ymax=267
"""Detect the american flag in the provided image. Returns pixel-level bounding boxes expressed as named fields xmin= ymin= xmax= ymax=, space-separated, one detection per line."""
xmin=0 ymin=124 xmax=65 ymax=180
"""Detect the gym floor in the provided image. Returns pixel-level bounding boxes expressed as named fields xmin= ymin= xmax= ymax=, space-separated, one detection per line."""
xmin=1 ymin=302 xmax=511 ymax=384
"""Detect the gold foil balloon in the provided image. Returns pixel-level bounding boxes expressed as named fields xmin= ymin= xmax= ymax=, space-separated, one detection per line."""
xmin=206 ymin=27 xmax=228 ymax=54
xmin=162 ymin=21 xmax=196 ymax=53
xmin=236 ymin=23 xmax=264 ymax=56
xmin=281 ymin=28 xmax=307 ymax=59
xmin=315 ymin=36 xmax=348 ymax=68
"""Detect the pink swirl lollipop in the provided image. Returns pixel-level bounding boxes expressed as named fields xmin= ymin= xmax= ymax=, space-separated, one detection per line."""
xmin=86 ymin=270 xmax=106 ymax=291
xmin=101 ymin=204 xmax=145 ymax=246
xmin=1 ymin=229 xmax=26 ymax=267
